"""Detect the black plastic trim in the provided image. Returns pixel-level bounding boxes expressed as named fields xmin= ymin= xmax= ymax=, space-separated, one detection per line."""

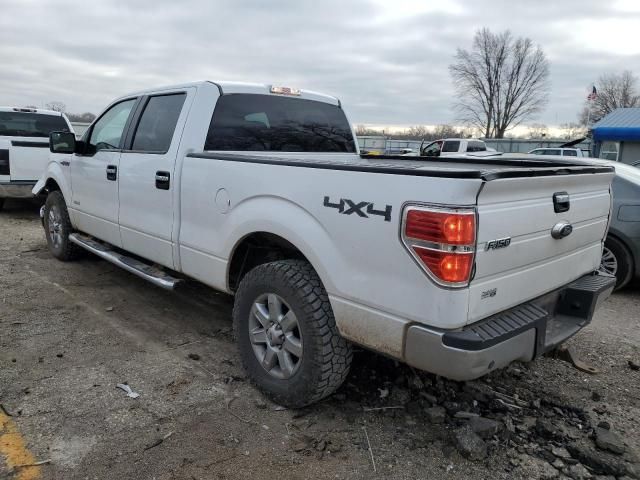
xmin=441 ymin=272 xmax=616 ymax=352
xmin=442 ymin=304 xmax=548 ymax=351
xmin=186 ymin=152 xmax=614 ymax=181
xmin=10 ymin=141 xmax=49 ymax=148
xmin=187 ymin=152 xmax=483 ymax=178
xmin=0 ymin=180 xmax=36 ymax=186
xmin=0 ymin=149 xmax=9 ymax=175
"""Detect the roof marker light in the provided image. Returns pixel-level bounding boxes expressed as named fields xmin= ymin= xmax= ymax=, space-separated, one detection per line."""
xmin=270 ymin=86 xmax=301 ymax=96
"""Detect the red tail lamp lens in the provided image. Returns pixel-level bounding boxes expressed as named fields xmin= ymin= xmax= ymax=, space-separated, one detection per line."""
xmin=413 ymin=248 xmax=474 ymax=283
xmin=405 ymin=210 xmax=475 ymax=245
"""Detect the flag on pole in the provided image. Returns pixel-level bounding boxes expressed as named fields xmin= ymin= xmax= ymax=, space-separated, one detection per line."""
xmin=587 ymin=85 xmax=597 ymax=101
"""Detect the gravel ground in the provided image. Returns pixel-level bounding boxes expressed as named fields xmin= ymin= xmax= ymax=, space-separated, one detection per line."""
xmin=0 ymin=199 xmax=638 ymax=480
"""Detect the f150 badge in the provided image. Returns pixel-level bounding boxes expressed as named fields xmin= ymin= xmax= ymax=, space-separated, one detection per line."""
xmin=323 ymin=196 xmax=392 ymax=222
xmin=485 ymin=237 xmax=511 ymax=250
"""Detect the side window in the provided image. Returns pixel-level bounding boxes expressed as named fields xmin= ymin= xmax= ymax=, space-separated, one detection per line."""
xmin=422 ymin=141 xmax=442 ymax=156
xmin=562 ymin=149 xmax=577 ymax=156
xmin=442 ymin=141 xmax=460 ymax=153
xmin=89 ymin=99 xmax=136 ymax=152
xmin=131 ymin=93 xmax=186 ymax=152
xmin=530 ymin=149 xmax=544 ymax=155
xmin=466 ymin=141 xmax=487 ymax=152
xmin=542 ymin=149 xmax=561 ymax=156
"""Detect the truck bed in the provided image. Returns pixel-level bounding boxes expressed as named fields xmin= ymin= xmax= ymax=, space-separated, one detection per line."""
xmin=186 ymin=152 xmax=613 ymax=180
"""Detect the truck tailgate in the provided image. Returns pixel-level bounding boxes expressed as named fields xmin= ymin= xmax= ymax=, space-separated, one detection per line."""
xmin=4 ymin=138 xmax=51 ymax=181
xmin=469 ymin=171 xmax=614 ymax=323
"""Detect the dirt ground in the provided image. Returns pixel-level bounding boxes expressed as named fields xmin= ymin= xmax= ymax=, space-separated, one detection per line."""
xmin=1 ymin=199 xmax=639 ymax=480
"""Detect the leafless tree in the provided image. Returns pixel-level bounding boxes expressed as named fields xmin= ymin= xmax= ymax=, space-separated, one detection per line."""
xmin=580 ymin=71 xmax=639 ymax=125
xmin=559 ymin=122 xmax=587 ymax=140
xmin=45 ymin=101 xmax=66 ymax=113
xmin=67 ymin=112 xmax=97 ymax=123
xmin=527 ymin=123 xmax=548 ymax=139
xmin=449 ymin=28 xmax=550 ymax=138
xmin=355 ymin=125 xmax=382 ymax=136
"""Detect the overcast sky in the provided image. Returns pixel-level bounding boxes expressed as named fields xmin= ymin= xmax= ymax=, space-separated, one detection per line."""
xmin=1 ymin=0 xmax=639 ymax=129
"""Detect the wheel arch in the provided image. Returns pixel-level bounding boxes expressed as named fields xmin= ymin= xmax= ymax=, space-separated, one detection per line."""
xmin=606 ymin=229 xmax=637 ymax=277
xmin=227 ymin=231 xmax=319 ymax=293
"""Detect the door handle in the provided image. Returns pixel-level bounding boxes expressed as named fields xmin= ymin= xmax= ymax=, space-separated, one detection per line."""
xmin=155 ymin=171 xmax=170 ymax=190
xmin=106 ymin=165 xmax=117 ymax=181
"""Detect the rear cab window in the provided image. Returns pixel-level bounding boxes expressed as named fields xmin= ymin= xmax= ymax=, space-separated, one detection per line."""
xmin=0 ymin=112 xmax=69 ymax=137
xmin=562 ymin=149 xmax=578 ymax=157
xmin=204 ymin=94 xmax=356 ymax=152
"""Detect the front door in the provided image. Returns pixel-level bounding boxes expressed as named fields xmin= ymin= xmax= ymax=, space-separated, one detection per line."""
xmin=70 ymin=99 xmax=137 ymax=247
xmin=118 ymin=92 xmax=189 ymax=268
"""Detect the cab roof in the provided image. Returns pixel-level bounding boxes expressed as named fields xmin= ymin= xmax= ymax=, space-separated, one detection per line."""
xmin=122 ymin=80 xmax=341 ymax=106
xmin=0 ymin=106 xmax=65 ymax=116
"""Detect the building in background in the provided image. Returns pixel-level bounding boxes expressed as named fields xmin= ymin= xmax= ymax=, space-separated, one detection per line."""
xmin=592 ymin=108 xmax=640 ymax=164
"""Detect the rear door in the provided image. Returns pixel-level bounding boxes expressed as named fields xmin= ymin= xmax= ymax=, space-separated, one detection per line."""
xmin=468 ymin=170 xmax=614 ymax=323
xmin=118 ymin=90 xmax=190 ymax=268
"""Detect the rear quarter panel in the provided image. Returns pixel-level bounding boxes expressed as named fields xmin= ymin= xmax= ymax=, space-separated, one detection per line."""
xmin=178 ymin=156 xmax=484 ymax=356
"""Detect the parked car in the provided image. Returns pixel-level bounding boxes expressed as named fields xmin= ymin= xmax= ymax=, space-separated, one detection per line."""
xmin=528 ymin=147 xmax=589 ymax=157
xmin=0 ymin=107 xmax=73 ymax=210
xmin=36 ymin=81 xmax=615 ymax=407
xmin=403 ymin=138 xmax=490 ymax=156
xmin=594 ymin=161 xmax=640 ymax=289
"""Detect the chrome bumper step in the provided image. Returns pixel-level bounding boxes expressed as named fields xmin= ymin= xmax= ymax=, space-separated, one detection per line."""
xmin=68 ymin=233 xmax=182 ymax=290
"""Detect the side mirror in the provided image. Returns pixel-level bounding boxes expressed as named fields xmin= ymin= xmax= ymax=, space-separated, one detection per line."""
xmin=50 ymin=131 xmax=76 ymax=154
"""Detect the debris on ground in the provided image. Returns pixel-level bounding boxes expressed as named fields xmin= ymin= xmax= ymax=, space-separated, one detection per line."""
xmin=453 ymin=425 xmax=487 ymax=461
xmin=595 ymin=427 xmax=626 ymax=455
xmin=116 ymin=383 xmax=140 ymax=399
xmin=629 ymin=360 xmax=640 ymax=371
xmin=144 ymin=431 xmax=174 ymax=452
xmin=187 ymin=353 xmax=201 ymax=361
xmin=330 ymin=354 xmax=640 ymax=477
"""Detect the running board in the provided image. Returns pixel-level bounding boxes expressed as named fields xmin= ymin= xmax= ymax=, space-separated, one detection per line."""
xmin=68 ymin=233 xmax=182 ymax=290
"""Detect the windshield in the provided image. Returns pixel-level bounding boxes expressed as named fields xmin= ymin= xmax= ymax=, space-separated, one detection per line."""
xmin=204 ymin=94 xmax=356 ymax=153
xmin=0 ymin=112 xmax=70 ymax=138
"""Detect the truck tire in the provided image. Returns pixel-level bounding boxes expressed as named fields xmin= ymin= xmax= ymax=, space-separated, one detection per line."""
xmin=601 ymin=236 xmax=633 ymax=290
xmin=233 ymin=259 xmax=352 ymax=408
xmin=43 ymin=191 xmax=81 ymax=261
xmin=0 ymin=198 xmax=4 ymax=211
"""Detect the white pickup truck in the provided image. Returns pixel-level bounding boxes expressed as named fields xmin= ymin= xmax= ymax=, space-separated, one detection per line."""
xmin=0 ymin=107 xmax=73 ymax=210
xmin=404 ymin=138 xmax=491 ymax=157
xmin=35 ymin=81 xmax=616 ymax=407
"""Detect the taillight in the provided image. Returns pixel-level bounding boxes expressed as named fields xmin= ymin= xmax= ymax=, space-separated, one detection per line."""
xmin=401 ymin=205 xmax=476 ymax=287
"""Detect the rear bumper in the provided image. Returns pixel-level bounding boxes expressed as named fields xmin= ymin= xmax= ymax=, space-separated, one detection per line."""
xmin=0 ymin=181 xmax=37 ymax=198
xmin=404 ymin=272 xmax=616 ymax=381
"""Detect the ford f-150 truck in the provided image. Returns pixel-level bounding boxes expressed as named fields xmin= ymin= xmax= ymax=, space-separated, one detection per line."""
xmin=35 ymin=81 xmax=616 ymax=407
xmin=0 ymin=107 xmax=73 ymax=210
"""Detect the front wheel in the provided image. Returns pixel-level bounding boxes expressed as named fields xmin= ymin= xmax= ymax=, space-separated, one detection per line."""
xmin=600 ymin=236 xmax=634 ymax=290
xmin=43 ymin=191 xmax=80 ymax=261
xmin=233 ymin=260 xmax=352 ymax=408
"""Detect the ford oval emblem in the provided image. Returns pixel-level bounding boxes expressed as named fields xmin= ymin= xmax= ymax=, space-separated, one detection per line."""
xmin=551 ymin=221 xmax=573 ymax=239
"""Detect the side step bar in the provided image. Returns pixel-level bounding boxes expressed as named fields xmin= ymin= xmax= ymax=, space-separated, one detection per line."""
xmin=69 ymin=233 xmax=182 ymax=290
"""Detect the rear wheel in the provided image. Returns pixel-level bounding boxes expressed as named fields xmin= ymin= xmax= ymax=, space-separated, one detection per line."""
xmin=43 ymin=191 xmax=80 ymax=261
xmin=600 ymin=236 xmax=633 ymax=290
xmin=233 ymin=259 xmax=352 ymax=408
xmin=0 ymin=198 xmax=4 ymax=211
